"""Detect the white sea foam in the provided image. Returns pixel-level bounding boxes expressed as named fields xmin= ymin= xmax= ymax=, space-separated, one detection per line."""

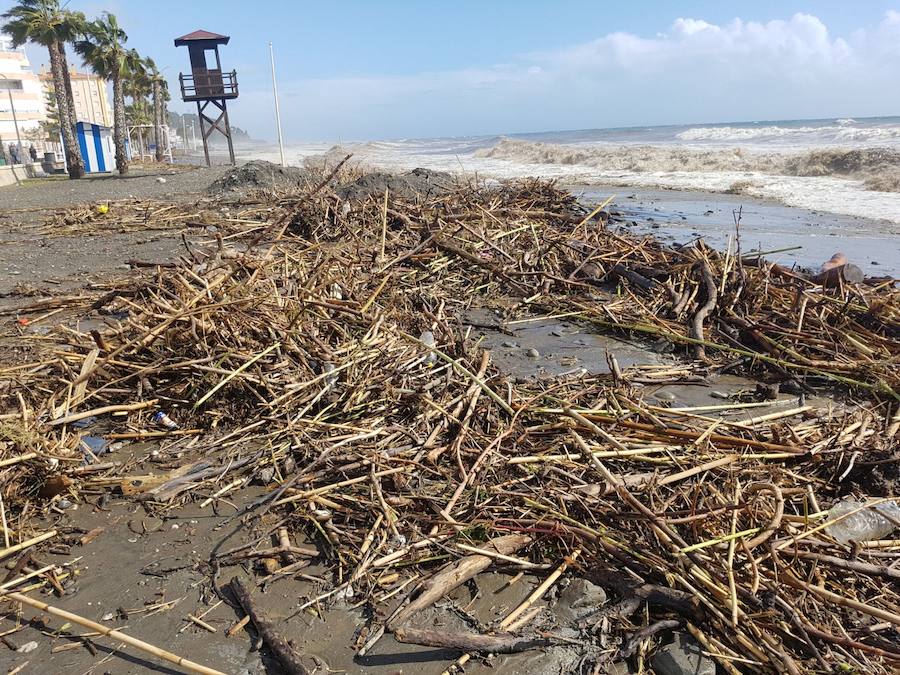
xmin=676 ymin=126 xmax=821 ymax=142
xmin=283 ymin=117 xmax=900 ymax=224
xmin=677 ymin=124 xmax=900 ymax=144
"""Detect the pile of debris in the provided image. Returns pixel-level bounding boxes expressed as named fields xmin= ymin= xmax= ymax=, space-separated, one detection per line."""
xmin=0 ymin=166 xmax=899 ymax=674
xmin=206 ymin=159 xmax=311 ymax=196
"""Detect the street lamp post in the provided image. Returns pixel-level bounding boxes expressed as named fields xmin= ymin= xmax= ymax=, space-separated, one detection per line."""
xmin=269 ymin=42 xmax=285 ymax=167
xmin=0 ymin=76 xmax=24 ymax=164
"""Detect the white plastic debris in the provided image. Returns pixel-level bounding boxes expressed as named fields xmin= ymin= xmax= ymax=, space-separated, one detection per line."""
xmin=17 ymin=641 xmax=38 ymax=653
xmin=420 ymin=330 xmax=436 ymax=365
xmin=153 ymin=411 xmax=178 ymax=430
xmin=323 ymin=362 xmax=339 ymax=390
xmin=334 ymin=585 xmax=354 ymax=602
xmin=825 ymin=499 xmax=900 ymax=544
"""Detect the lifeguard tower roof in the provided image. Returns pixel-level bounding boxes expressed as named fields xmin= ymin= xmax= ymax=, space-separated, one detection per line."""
xmin=174 ymin=30 xmax=230 ymax=47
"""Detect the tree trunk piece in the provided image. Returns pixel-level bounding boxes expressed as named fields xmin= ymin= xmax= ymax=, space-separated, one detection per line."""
xmin=112 ymin=73 xmax=127 ymax=174
xmin=57 ymin=42 xmax=77 ymax=129
xmin=48 ymin=43 xmax=83 ymax=179
xmin=690 ymin=261 xmax=718 ymax=360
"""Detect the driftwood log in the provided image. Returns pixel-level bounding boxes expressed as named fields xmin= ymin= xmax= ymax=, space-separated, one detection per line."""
xmin=608 ymin=264 xmax=660 ymax=293
xmin=229 ymin=576 xmax=308 ymax=675
xmin=813 ymin=263 xmax=864 ymax=287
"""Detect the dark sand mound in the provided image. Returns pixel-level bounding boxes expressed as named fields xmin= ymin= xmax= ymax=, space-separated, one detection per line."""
xmin=207 ymin=160 xmax=309 ymax=195
xmin=335 ymin=167 xmax=453 ymax=202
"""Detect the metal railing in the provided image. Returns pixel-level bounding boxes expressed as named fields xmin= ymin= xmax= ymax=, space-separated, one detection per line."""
xmin=179 ymin=70 xmax=238 ymax=100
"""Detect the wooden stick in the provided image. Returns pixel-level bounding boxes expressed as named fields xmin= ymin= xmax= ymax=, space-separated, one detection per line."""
xmin=388 ymin=534 xmax=531 ymax=630
xmin=501 ymin=549 xmax=580 ymax=628
xmin=0 ymin=453 xmax=38 ymax=470
xmin=0 ymin=531 xmax=57 ymax=562
xmin=226 ymin=615 xmax=251 ymax=638
xmin=229 ymin=577 xmax=308 ymax=675
xmin=380 ymin=188 xmax=389 ymax=262
xmin=0 ymin=492 xmax=8 ymax=549
xmin=48 ymin=400 xmax=157 ymax=427
xmin=394 ymin=627 xmax=557 ymax=653
xmin=443 ymin=549 xmax=580 ymax=674
xmin=1 ymin=590 xmax=225 ymax=675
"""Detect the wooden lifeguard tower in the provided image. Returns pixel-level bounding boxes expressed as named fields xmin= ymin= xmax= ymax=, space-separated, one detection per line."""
xmin=174 ymin=30 xmax=239 ymax=166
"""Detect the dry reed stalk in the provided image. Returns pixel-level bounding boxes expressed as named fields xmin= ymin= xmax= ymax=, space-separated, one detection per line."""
xmin=0 ymin=171 xmax=897 ymax=673
xmin=1 ymin=590 xmax=226 ymax=675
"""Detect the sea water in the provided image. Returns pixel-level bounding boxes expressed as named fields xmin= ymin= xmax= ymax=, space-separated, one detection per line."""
xmin=254 ymin=116 xmax=900 ymax=225
xmin=230 ymin=118 xmax=900 ymax=274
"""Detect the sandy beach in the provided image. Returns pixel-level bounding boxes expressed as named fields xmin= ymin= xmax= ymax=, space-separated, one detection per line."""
xmin=0 ymin=159 xmax=898 ymax=675
xmin=3 ymin=0 xmax=900 ymax=671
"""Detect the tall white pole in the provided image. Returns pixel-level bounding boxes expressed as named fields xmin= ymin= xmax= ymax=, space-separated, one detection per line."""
xmin=8 ymin=90 xmax=23 ymax=160
xmin=269 ymin=42 xmax=286 ymax=167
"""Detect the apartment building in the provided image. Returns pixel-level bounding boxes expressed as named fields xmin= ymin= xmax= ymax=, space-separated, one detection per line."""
xmin=0 ymin=36 xmax=46 ymax=143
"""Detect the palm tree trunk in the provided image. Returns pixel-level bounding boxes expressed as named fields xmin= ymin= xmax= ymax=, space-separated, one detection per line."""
xmin=57 ymin=41 xmax=78 ymax=129
xmin=112 ymin=72 xmax=127 ymax=174
xmin=49 ymin=42 xmax=84 ymax=179
xmin=152 ymin=80 xmax=163 ymax=162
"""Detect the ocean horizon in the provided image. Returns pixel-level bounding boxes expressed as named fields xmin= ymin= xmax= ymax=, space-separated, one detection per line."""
xmin=227 ymin=115 xmax=900 ymax=224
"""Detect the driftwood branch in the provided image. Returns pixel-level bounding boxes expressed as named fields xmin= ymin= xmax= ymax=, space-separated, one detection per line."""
xmin=393 ymin=627 xmax=558 ymax=653
xmin=387 ymin=533 xmax=531 ymax=630
xmin=609 ymin=264 xmax=659 ymax=293
xmin=229 ymin=576 xmax=308 ymax=675
xmin=691 ymin=260 xmax=718 ymax=360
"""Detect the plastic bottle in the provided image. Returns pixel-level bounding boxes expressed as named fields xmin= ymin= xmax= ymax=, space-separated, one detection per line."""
xmin=420 ymin=330 xmax=436 ymax=365
xmin=152 ymin=411 xmax=178 ymax=430
xmin=825 ymin=499 xmax=900 ymax=544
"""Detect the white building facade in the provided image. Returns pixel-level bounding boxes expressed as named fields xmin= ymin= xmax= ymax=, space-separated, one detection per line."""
xmin=0 ymin=37 xmax=46 ymax=146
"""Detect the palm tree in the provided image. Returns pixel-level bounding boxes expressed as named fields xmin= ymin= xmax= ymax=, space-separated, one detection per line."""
xmin=122 ymin=57 xmax=150 ymax=158
xmin=1 ymin=0 xmax=84 ymax=178
xmin=125 ymin=98 xmax=152 ymax=158
xmin=143 ymin=58 xmax=167 ymax=162
xmin=75 ymin=13 xmax=141 ymax=175
xmin=56 ymin=9 xmax=86 ymax=130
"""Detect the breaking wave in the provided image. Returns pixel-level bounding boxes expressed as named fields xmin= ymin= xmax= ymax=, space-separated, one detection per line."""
xmin=676 ymin=124 xmax=900 ymax=144
xmin=475 ymin=139 xmax=900 ymax=192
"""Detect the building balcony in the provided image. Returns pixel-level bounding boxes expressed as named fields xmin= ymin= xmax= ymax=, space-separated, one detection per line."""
xmin=179 ymin=70 xmax=238 ymax=101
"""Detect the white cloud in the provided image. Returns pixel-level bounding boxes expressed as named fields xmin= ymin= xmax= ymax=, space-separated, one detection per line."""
xmin=242 ymin=12 xmax=900 ymax=141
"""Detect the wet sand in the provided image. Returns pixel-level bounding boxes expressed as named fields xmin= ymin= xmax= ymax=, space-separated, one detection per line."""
xmin=0 ymin=166 xmax=886 ymax=674
xmin=575 ymin=184 xmax=900 ymax=277
xmin=1 ymin=297 xmax=822 ymax=675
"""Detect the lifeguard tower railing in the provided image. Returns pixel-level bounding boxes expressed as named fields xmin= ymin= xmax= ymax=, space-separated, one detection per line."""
xmin=178 ymin=71 xmax=238 ymax=102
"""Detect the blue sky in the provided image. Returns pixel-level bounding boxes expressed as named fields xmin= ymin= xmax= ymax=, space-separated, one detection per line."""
xmin=5 ymin=1 xmax=900 ymax=141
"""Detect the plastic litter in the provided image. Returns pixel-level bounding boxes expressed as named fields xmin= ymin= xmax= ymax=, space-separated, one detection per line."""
xmin=420 ymin=330 xmax=436 ymax=365
xmin=825 ymin=499 xmax=900 ymax=544
xmin=152 ymin=411 xmax=178 ymax=430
